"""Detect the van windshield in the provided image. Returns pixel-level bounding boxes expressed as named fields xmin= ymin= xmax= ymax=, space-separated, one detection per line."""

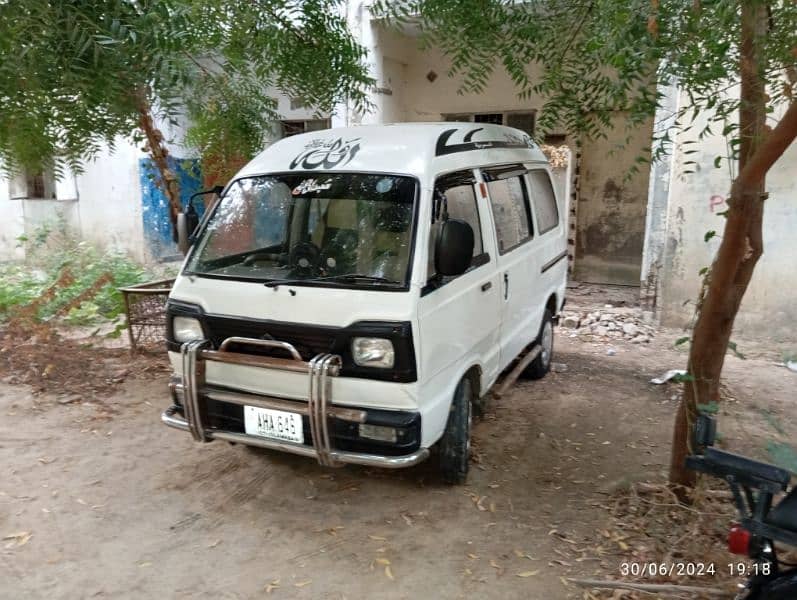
xmin=185 ymin=173 xmax=417 ymax=288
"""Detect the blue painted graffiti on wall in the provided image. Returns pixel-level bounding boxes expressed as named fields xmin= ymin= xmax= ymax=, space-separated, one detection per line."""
xmin=139 ymin=156 xmax=205 ymax=260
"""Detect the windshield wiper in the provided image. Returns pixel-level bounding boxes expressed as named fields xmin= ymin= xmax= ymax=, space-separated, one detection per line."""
xmin=264 ymin=273 xmax=399 ymax=288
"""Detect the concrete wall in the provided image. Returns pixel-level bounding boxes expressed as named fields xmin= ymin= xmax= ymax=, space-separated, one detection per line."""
xmin=372 ymin=22 xmax=652 ymax=286
xmin=375 ymin=24 xmax=549 ymax=121
xmin=574 ymin=113 xmax=654 ymax=285
xmin=75 ymin=139 xmax=147 ymax=262
xmin=0 ymin=138 xmax=148 ymax=263
xmin=0 ymin=172 xmax=25 ymax=261
xmin=657 ymin=97 xmax=797 ymax=341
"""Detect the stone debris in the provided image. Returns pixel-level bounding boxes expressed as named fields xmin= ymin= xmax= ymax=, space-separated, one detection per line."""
xmin=558 ymin=308 xmax=657 ymax=344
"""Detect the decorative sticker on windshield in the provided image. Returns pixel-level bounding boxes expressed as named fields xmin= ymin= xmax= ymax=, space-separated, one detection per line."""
xmin=292 ymin=178 xmax=333 ymax=195
xmin=289 ymin=137 xmax=361 ymax=170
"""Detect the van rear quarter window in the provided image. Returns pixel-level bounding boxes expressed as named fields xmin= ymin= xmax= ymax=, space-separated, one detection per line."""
xmin=485 ymin=175 xmax=533 ymax=254
xmin=527 ymin=170 xmax=559 ymax=234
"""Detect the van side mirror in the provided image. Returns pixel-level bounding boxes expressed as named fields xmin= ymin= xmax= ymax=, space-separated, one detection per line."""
xmin=435 ymin=219 xmax=474 ymax=277
xmin=176 ymin=209 xmax=198 ymax=255
xmin=175 ymin=186 xmax=224 ymax=254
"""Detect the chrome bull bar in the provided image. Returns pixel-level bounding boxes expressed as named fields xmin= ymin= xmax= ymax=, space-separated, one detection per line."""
xmin=167 ymin=337 xmax=428 ymax=469
xmin=308 ymin=354 xmax=343 ymax=466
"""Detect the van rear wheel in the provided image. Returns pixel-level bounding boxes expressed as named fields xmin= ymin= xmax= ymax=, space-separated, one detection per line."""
xmin=524 ymin=309 xmax=554 ymax=380
xmin=438 ymin=377 xmax=472 ymax=484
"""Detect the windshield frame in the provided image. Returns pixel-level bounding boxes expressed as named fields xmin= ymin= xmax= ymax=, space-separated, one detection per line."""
xmin=182 ymin=170 xmax=421 ymax=292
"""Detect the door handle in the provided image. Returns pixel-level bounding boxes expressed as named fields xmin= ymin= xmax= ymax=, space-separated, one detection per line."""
xmin=481 ymin=281 xmax=492 ymax=292
xmin=503 ymin=273 xmax=509 ymax=300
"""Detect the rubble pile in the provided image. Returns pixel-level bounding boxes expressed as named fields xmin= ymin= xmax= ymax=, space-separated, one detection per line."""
xmin=559 ymin=307 xmax=656 ymax=344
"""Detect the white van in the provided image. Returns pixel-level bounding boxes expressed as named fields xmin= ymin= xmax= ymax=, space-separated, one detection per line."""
xmin=162 ymin=123 xmax=567 ymax=483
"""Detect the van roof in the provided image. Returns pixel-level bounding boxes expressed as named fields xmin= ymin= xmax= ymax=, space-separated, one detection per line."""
xmin=236 ymin=122 xmax=548 ymax=180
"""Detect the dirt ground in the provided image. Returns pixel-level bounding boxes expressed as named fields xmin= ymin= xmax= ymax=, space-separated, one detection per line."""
xmin=1 ymin=285 xmax=795 ymax=600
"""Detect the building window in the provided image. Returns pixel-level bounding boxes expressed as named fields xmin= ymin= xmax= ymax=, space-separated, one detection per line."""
xmin=8 ymin=168 xmax=56 ymax=200
xmin=442 ymin=111 xmax=536 ymax=136
xmin=473 ymin=113 xmax=503 ymax=125
xmin=281 ymin=119 xmax=331 ymax=137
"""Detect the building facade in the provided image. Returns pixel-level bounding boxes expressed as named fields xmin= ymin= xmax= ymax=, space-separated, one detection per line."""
xmin=4 ymin=1 xmax=790 ymax=340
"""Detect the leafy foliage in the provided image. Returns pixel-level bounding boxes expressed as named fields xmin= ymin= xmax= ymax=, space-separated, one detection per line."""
xmin=0 ymin=0 xmax=373 ymax=179
xmin=0 ymin=224 xmax=154 ymax=326
xmin=375 ymin=0 xmax=797 ymax=156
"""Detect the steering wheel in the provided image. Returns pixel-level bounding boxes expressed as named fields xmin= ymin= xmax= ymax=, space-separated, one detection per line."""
xmin=289 ymin=241 xmax=322 ymax=276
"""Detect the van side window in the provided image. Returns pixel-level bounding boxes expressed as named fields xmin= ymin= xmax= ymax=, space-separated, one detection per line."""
xmin=484 ymin=171 xmax=533 ymax=254
xmin=428 ymin=171 xmax=484 ymax=280
xmin=527 ymin=170 xmax=559 ymax=234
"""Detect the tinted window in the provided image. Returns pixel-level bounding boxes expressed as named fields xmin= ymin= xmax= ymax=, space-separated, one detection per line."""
xmin=486 ymin=175 xmax=532 ymax=254
xmin=527 ymin=170 xmax=559 ymax=234
xmin=428 ymin=171 xmax=484 ymax=280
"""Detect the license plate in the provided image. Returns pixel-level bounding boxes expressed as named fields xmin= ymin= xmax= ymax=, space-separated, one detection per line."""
xmin=243 ymin=406 xmax=303 ymax=444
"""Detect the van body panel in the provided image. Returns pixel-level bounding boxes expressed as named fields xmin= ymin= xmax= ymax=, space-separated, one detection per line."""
xmin=170 ymin=275 xmax=416 ymax=326
xmin=163 ymin=123 xmax=567 ymax=470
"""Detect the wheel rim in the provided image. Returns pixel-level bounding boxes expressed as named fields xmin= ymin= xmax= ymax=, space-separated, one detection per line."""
xmin=540 ymin=321 xmax=553 ymax=366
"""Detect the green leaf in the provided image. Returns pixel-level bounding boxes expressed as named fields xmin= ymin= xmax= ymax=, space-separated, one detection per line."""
xmin=697 ymin=402 xmax=719 ymax=415
xmin=713 ymin=156 xmax=722 ymax=168
xmin=704 ymin=230 xmax=716 ymax=242
xmin=672 ymin=372 xmax=695 ymax=383
xmin=698 ymin=267 xmax=709 ymax=276
xmin=674 ymin=336 xmax=690 ymax=346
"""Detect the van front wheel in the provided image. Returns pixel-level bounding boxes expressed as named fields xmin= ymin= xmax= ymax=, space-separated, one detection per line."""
xmin=524 ymin=310 xmax=554 ymax=380
xmin=438 ymin=377 xmax=472 ymax=484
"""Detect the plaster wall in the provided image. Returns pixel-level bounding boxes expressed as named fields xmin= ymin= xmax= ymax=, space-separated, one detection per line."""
xmin=74 ymin=138 xmax=147 ymax=262
xmin=658 ymin=99 xmax=797 ymax=341
xmin=0 ymin=172 xmax=25 ymax=261
xmin=574 ymin=113 xmax=655 ymax=285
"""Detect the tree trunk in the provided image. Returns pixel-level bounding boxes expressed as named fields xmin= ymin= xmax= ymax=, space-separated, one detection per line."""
xmin=134 ymin=88 xmax=182 ymax=229
xmin=668 ymin=4 xmax=797 ymax=489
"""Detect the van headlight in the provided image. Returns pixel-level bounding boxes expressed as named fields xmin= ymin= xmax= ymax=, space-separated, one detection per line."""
xmin=172 ymin=316 xmax=205 ymax=342
xmin=351 ymin=337 xmax=395 ymax=368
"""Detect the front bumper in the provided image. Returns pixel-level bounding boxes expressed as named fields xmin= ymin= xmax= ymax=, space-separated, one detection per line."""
xmin=162 ymin=338 xmax=429 ymax=469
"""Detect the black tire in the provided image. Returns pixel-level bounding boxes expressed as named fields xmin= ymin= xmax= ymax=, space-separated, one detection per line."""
xmin=523 ymin=309 xmax=554 ymax=380
xmin=438 ymin=377 xmax=473 ymax=485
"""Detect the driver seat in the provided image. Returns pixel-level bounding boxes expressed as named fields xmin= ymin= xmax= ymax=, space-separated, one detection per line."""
xmin=312 ymin=200 xmax=358 ymax=272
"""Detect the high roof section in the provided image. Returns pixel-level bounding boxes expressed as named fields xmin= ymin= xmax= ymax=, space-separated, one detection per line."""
xmin=236 ymin=122 xmax=548 ymax=180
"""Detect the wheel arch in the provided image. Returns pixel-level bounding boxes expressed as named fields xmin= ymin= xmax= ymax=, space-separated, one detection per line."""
xmin=546 ymin=292 xmax=558 ymax=316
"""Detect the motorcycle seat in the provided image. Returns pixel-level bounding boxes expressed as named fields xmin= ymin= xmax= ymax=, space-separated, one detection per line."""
xmin=767 ymin=487 xmax=797 ymax=533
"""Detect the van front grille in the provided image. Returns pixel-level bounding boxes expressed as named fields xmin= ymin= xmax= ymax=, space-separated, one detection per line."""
xmin=203 ymin=315 xmax=338 ymax=360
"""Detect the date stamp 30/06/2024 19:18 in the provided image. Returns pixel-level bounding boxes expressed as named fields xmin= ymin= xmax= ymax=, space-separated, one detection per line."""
xmin=620 ymin=562 xmax=773 ymax=578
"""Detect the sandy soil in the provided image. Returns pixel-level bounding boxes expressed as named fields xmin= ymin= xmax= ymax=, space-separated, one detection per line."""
xmin=1 ymin=291 xmax=795 ymax=599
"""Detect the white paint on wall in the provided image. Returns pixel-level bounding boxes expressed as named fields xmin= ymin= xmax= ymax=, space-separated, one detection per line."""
xmin=0 ymin=137 xmax=147 ymax=263
xmin=658 ymin=93 xmax=797 ymax=340
xmin=75 ymin=137 xmax=146 ymax=262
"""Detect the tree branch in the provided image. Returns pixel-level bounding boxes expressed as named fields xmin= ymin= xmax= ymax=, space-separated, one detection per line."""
xmin=734 ymin=99 xmax=797 ymax=191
